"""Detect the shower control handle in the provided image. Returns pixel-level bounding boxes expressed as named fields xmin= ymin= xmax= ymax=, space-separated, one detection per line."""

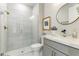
xmin=4 ymin=26 xmax=8 ymax=30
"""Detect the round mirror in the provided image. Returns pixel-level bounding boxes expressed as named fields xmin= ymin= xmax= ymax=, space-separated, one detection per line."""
xmin=56 ymin=3 xmax=79 ymax=25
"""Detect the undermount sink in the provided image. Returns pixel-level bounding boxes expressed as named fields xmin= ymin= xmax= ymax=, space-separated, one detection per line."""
xmin=48 ymin=31 xmax=61 ymax=37
xmin=48 ymin=31 xmax=78 ymax=40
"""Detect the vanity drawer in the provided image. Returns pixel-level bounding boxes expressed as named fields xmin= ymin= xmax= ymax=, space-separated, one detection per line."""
xmin=44 ymin=38 xmax=69 ymax=55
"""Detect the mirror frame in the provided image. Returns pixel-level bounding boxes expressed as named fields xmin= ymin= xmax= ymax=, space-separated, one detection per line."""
xmin=56 ymin=3 xmax=79 ymax=25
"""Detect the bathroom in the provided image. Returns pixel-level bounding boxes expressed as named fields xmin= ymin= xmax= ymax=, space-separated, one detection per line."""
xmin=1 ymin=3 xmax=79 ymax=56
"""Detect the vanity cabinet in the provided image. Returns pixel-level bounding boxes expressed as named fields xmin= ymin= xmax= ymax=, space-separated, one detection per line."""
xmin=43 ymin=45 xmax=53 ymax=56
xmin=43 ymin=38 xmax=79 ymax=56
xmin=43 ymin=45 xmax=66 ymax=56
xmin=68 ymin=47 xmax=79 ymax=56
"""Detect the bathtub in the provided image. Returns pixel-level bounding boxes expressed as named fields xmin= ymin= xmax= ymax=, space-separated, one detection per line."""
xmin=4 ymin=43 xmax=43 ymax=56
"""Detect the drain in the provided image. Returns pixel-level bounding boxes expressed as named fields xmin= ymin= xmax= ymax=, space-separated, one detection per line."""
xmin=21 ymin=51 xmax=24 ymax=53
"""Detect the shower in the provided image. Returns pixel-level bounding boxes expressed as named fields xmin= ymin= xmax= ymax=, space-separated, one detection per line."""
xmin=0 ymin=3 xmax=42 ymax=56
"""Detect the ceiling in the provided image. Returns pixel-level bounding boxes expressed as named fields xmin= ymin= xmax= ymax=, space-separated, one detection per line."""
xmin=24 ymin=3 xmax=37 ymax=8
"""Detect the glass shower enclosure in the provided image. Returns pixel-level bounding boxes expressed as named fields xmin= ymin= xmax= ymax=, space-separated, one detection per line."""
xmin=0 ymin=3 xmax=39 ymax=54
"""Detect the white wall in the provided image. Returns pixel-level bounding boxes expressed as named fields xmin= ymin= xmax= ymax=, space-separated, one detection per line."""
xmin=44 ymin=3 xmax=79 ymax=38
xmin=32 ymin=3 xmax=44 ymax=43
xmin=31 ymin=4 xmax=39 ymax=44
xmin=0 ymin=3 xmax=7 ymax=53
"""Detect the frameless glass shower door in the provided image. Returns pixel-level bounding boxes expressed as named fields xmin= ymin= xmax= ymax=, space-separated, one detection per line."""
xmin=7 ymin=3 xmax=33 ymax=51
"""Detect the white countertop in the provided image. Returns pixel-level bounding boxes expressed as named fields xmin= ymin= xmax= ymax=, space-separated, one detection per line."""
xmin=42 ymin=34 xmax=79 ymax=49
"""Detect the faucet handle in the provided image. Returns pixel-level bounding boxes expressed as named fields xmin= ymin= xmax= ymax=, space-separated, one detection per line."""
xmin=61 ymin=29 xmax=66 ymax=34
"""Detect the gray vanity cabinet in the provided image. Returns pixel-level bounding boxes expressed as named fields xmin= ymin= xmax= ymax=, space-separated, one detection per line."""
xmin=43 ymin=38 xmax=79 ymax=56
xmin=43 ymin=44 xmax=66 ymax=56
xmin=43 ymin=45 xmax=53 ymax=56
xmin=68 ymin=47 xmax=79 ymax=56
xmin=43 ymin=38 xmax=68 ymax=56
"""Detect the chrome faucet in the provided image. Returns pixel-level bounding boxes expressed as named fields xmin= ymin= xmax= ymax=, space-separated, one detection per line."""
xmin=61 ymin=29 xmax=67 ymax=37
